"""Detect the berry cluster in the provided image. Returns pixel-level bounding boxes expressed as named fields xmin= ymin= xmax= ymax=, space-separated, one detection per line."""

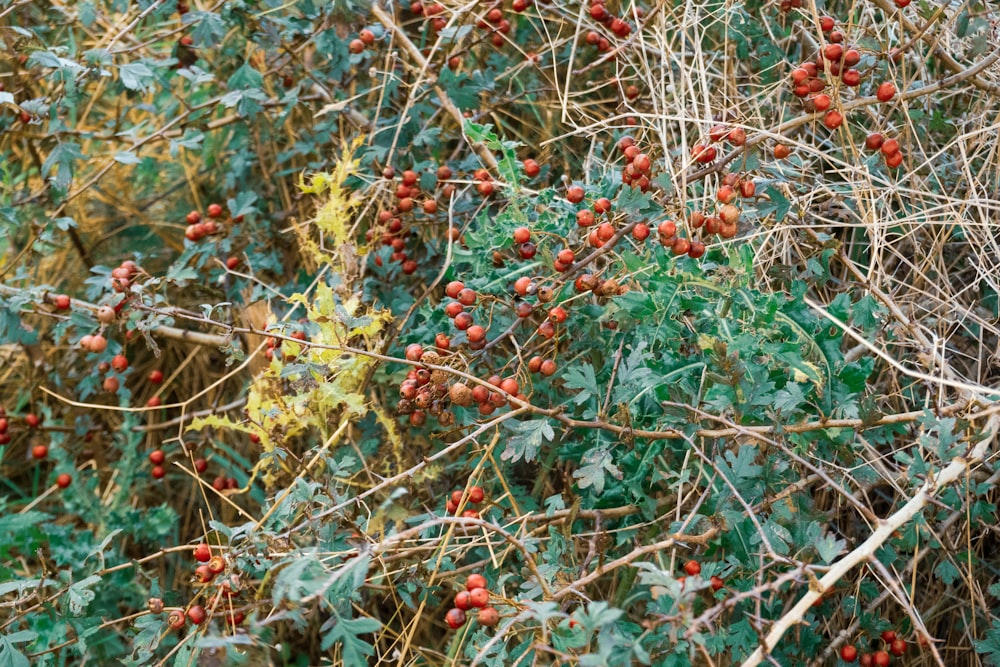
xmin=616 ymin=135 xmax=653 ymax=192
xmin=584 ymin=0 xmax=636 ymax=54
xmin=840 ymin=630 xmax=908 ymax=664
xmin=676 ymin=559 xmax=725 ymax=592
xmin=160 ymin=544 xmax=244 ymax=631
xmin=475 ymin=6 xmax=516 ymax=47
xmin=109 ymin=258 xmax=141 ymax=294
xmin=348 ymin=29 xmax=377 ymax=55
xmin=184 ymin=203 xmax=232 ymax=242
xmin=864 ymin=132 xmax=905 ymax=170
xmin=445 ymin=484 xmax=486 ymax=516
xmin=445 ymin=574 xmax=499 ymax=629
xmin=368 ymin=165 xmax=461 ymax=273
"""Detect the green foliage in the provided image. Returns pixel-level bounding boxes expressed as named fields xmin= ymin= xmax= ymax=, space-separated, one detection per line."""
xmin=1 ymin=0 xmax=998 ymax=665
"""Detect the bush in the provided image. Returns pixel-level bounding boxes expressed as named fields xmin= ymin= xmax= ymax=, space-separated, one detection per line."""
xmin=1 ymin=0 xmax=999 ymax=665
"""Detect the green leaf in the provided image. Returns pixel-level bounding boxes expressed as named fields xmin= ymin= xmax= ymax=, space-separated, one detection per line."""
xmin=501 ymin=419 xmax=554 ymax=463
xmin=320 ymin=614 xmax=382 ymax=661
xmin=67 ymin=575 xmax=101 ymax=615
xmin=0 ymin=637 xmax=30 ymax=667
xmin=113 ymin=151 xmax=141 ymax=164
xmin=119 ymin=62 xmax=154 ymax=91
xmin=758 ymin=186 xmax=791 ymax=222
xmin=814 ymin=532 xmax=846 ymax=564
xmin=562 ymin=363 xmax=599 ymax=405
xmin=573 ymin=447 xmax=622 ymax=495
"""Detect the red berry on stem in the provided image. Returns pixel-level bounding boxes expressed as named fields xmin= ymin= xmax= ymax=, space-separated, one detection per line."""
xmin=187 ymin=605 xmax=207 ymax=625
xmin=683 ymin=559 xmax=701 ymax=576
xmin=194 ymin=543 xmax=211 ymax=562
xmin=455 ymin=591 xmax=472 ymax=610
xmin=56 ymin=473 xmax=72 ymax=489
xmin=841 ymin=644 xmax=858 ymax=662
xmin=469 ymin=587 xmax=490 ymax=608
xmin=445 ymin=608 xmax=466 ymax=629
xmin=466 ymin=574 xmax=487 ymax=591
xmin=477 ymin=606 xmax=499 ymax=627
xmin=877 ymin=81 xmax=897 ymax=102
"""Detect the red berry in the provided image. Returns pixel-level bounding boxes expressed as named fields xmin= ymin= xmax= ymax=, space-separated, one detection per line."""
xmin=25 ymin=413 xmax=41 ymax=429
xmin=841 ymin=644 xmax=858 ymax=662
xmin=876 ymin=81 xmax=897 ymax=102
xmin=865 ymin=133 xmax=884 ymax=151
xmin=111 ymin=354 xmax=128 ymax=373
xmin=819 ymin=15 xmax=835 ymax=32
xmin=194 ymin=458 xmax=208 ymax=473
xmin=566 ymin=185 xmax=585 ymax=203
xmin=32 ymin=444 xmax=48 ymax=460
xmin=576 ymin=210 xmax=595 ymax=227
xmin=56 ymin=473 xmax=72 ymax=489
xmin=206 ymin=203 xmax=223 ymax=218
xmin=54 ymin=294 xmax=71 ymax=309
xmin=889 ymin=639 xmax=906 ymax=657
xmin=477 ymin=606 xmax=499 ymax=627
xmin=149 ymin=449 xmax=166 ymax=465
xmin=194 ymin=543 xmax=211 ymax=562
xmin=148 ymin=370 xmax=165 ymax=384
xmin=208 ymin=555 xmax=226 ymax=574
xmin=454 ymin=312 xmax=473 ymax=331
xmin=445 ymin=608 xmax=466 ymax=629
xmin=468 ymin=485 xmax=485 ymax=503
xmin=469 ymin=587 xmax=490 ymax=608
xmin=540 ymin=359 xmax=557 ymax=376
xmin=859 ymin=655 xmax=873 ymax=667
xmin=457 ymin=288 xmax=477 ymax=306
xmin=710 ymin=575 xmax=724 ymax=591
xmin=825 ymin=44 xmax=844 ymax=62
xmin=692 ymin=144 xmax=716 ymax=163
xmin=823 ymin=110 xmax=843 ymax=130
xmin=873 ymin=651 xmax=890 ymax=667
xmin=513 ymin=227 xmax=531 ymax=244
xmin=811 ymin=93 xmax=831 ymax=111
xmin=514 ymin=276 xmax=533 ymax=296
xmin=187 ymin=605 xmax=207 ymax=625
xmin=467 ymin=325 xmax=486 ymax=343
xmin=151 ymin=465 xmax=166 ymax=479
xmin=683 ymin=560 xmax=701 ymax=576
xmin=633 ymin=223 xmax=650 ymax=241
xmin=881 ymin=138 xmax=900 ymax=156
xmin=774 ymin=144 xmax=791 ymax=159
xmin=593 ymin=197 xmax=611 ymax=213
xmin=880 ymin=630 xmax=897 ymax=643
xmin=522 ymin=159 xmax=540 ymax=177
xmin=455 ymin=591 xmax=472 ymax=610
xmin=466 ymin=574 xmax=487 ymax=591
xmin=842 ymin=69 xmax=861 ymax=87
xmin=168 ymin=610 xmax=186 ymax=630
